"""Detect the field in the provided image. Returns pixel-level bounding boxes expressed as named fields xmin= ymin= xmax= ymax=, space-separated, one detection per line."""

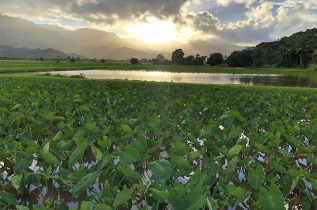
xmin=0 ymin=60 xmax=316 ymax=76
xmin=0 ymin=76 xmax=316 ymax=209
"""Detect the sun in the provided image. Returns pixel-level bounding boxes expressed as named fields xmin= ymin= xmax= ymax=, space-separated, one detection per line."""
xmin=126 ymin=17 xmax=181 ymax=43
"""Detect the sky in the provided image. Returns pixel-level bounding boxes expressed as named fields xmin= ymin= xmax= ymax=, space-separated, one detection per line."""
xmin=0 ymin=0 xmax=316 ymax=45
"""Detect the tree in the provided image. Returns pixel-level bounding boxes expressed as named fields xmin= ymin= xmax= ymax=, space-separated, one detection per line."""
xmin=207 ymin=53 xmax=223 ymax=66
xmin=39 ymin=57 xmax=44 ymax=62
xmin=171 ymin=49 xmax=184 ymax=65
xmin=183 ymin=55 xmax=195 ymax=65
xmin=101 ymin=59 xmax=106 ymax=63
xmin=130 ymin=58 xmax=139 ymax=64
xmin=193 ymin=54 xmax=207 ymax=65
xmin=227 ymin=49 xmax=253 ymax=67
xmin=153 ymin=54 xmax=170 ymax=65
xmin=70 ymin=56 xmax=76 ymax=62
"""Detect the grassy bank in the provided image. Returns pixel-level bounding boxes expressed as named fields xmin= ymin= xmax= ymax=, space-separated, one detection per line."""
xmin=1 ymin=60 xmax=316 ymax=76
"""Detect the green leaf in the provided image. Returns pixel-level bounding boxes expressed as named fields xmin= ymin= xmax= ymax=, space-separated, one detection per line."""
xmin=14 ymin=152 xmax=33 ymax=175
xmin=248 ymin=164 xmax=264 ymax=189
xmin=16 ymin=205 xmax=29 ymax=210
xmin=21 ymin=173 xmax=41 ymax=186
xmin=280 ymin=175 xmax=292 ymax=196
xmin=80 ymin=201 xmax=92 ymax=210
xmin=72 ymin=171 xmax=99 ymax=196
xmin=8 ymin=175 xmax=22 ymax=190
xmin=259 ymin=184 xmax=285 ymax=210
xmin=148 ymin=159 xmax=172 ymax=180
xmin=121 ymin=124 xmax=132 ymax=133
xmin=1 ymin=192 xmax=17 ymax=205
xmin=227 ymin=145 xmax=243 ymax=157
xmin=40 ymin=142 xmax=60 ymax=166
xmin=68 ymin=142 xmax=88 ymax=168
xmin=117 ymin=164 xmax=141 ymax=179
xmin=207 ymin=197 xmax=218 ymax=210
xmin=113 ymin=185 xmax=136 ymax=207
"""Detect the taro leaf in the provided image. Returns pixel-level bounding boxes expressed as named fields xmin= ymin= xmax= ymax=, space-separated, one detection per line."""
xmin=113 ymin=185 xmax=137 ymax=208
xmin=16 ymin=205 xmax=29 ymax=210
xmin=117 ymin=164 xmax=141 ymax=179
xmin=96 ymin=204 xmax=112 ymax=210
xmin=227 ymin=145 xmax=243 ymax=157
xmin=170 ymin=142 xmax=187 ymax=155
xmin=52 ymin=131 xmax=63 ymax=141
xmin=248 ymin=164 xmax=264 ymax=189
xmin=226 ymin=185 xmax=247 ymax=206
xmin=72 ymin=171 xmax=99 ymax=196
xmin=10 ymin=104 xmax=21 ymax=111
xmin=166 ymin=188 xmax=206 ymax=210
xmin=132 ymin=132 xmax=147 ymax=153
xmin=259 ymin=184 xmax=285 ymax=210
xmin=68 ymin=142 xmax=88 ymax=168
xmin=40 ymin=142 xmax=60 ymax=166
xmin=91 ymin=145 xmax=102 ymax=160
xmin=8 ymin=175 xmax=22 ymax=190
xmin=211 ymin=127 xmax=225 ymax=143
xmin=280 ymin=175 xmax=292 ymax=196
xmin=189 ymin=151 xmax=202 ymax=161
xmin=98 ymin=136 xmax=111 ymax=148
xmin=80 ymin=201 xmax=92 ymax=210
xmin=121 ymin=124 xmax=132 ymax=133
xmin=172 ymin=155 xmax=190 ymax=168
xmin=1 ymin=192 xmax=17 ymax=205
xmin=126 ymin=147 xmax=141 ymax=162
xmin=187 ymin=170 xmax=204 ymax=192
xmin=207 ymin=197 xmax=218 ymax=210
xmin=14 ymin=152 xmax=33 ymax=175
xmin=148 ymin=159 xmax=172 ymax=180
xmin=301 ymin=198 xmax=311 ymax=210
xmin=20 ymin=173 xmax=41 ymax=187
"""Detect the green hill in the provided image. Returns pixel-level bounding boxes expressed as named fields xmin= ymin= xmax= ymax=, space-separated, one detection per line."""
xmin=0 ymin=45 xmax=68 ymax=59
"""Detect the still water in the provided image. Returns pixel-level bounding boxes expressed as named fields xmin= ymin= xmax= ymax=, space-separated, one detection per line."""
xmin=33 ymin=70 xmax=316 ymax=87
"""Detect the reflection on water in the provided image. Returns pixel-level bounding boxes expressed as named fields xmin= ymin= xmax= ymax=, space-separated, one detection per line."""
xmin=29 ymin=70 xmax=317 ymax=87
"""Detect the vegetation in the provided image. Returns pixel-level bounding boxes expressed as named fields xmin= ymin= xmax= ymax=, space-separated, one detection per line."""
xmin=228 ymin=29 xmax=317 ymax=68
xmin=171 ymin=49 xmax=207 ymax=66
xmin=153 ymin=54 xmax=171 ymax=65
xmin=206 ymin=53 xmax=224 ymax=66
xmin=0 ymin=77 xmax=316 ymax=209
xmin=227 ymin=49 xmax=254 ymax=67
xmin=130 ymin=58 xmax=139 ymax=65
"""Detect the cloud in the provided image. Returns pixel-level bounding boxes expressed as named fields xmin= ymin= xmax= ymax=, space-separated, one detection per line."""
xmin=245 ymin=2 xmax=274 ymax=26
xmin=216 ymin=0 xmax=257 ymax=8
xmin=0 ymin=0 xmax=189 ymax=24
xmin=184 ymin=0 xmax=316 ymax=44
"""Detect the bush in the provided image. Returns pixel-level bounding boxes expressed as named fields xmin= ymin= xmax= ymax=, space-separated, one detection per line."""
xmin=130 ymin=58 xmax=139 ymax=64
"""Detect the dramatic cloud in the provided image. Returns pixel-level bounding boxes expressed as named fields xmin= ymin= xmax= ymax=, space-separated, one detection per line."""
xmin=0 ymin=0 xmax=316 ymax=45
xmin=0 ymin=0 xmax=189 ymax=24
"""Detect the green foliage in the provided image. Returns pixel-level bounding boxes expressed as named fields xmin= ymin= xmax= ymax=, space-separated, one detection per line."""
xmin=259 ymin=184 xmax=285 ymax=210
xmin=0 ymin=78 xmax=316 ymax=209
xmin=207 ymin=53 xmax=224 ymax=66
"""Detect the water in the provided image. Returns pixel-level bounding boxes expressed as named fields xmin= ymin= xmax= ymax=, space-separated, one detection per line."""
xmin=27 ymin=70 xmax=317 ymax=88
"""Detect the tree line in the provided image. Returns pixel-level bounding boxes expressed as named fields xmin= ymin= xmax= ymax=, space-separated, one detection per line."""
xmin=130 ymin=28 xmax=317 ymax=68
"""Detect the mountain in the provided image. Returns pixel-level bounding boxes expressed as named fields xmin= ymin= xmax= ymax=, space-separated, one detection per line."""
xmin=0 ymin=45 xmax=68 ymax=58
xmin=0 ymin=14 xmax=242 ymax=59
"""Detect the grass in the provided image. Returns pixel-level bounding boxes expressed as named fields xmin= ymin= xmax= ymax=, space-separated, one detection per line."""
xmin=1 ymin=60 xmax=316 ymax=76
